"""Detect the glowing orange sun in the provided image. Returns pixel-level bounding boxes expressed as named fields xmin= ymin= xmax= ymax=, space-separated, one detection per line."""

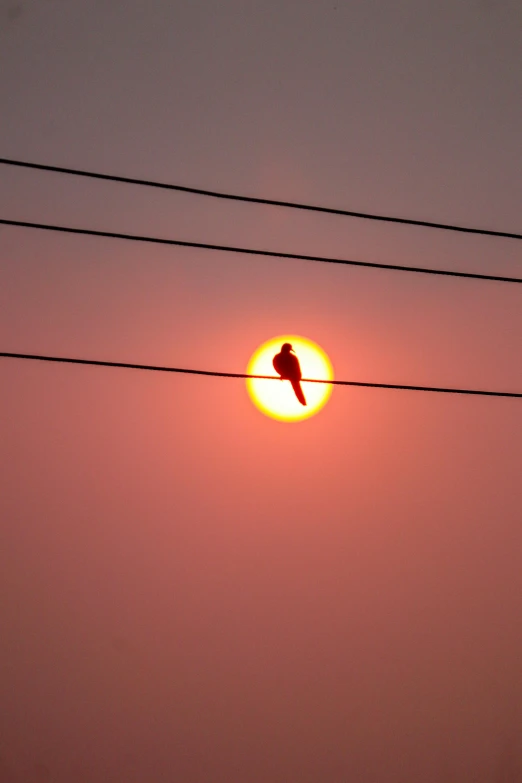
xmin=246 ymin=335 xmax=334 ymax=422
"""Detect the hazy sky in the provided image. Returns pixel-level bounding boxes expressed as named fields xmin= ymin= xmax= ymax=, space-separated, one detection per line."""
xmin=1 ymin=1 xmax=521 ymax=781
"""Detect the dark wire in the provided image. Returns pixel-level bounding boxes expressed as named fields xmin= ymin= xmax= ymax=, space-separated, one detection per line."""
xmin=1 ymin=157 xmax=520 ymax=240
xmin=1 ymin=218 xmax=520 ymax=284
xmin=1 ymin=353 xmax=520 ymax=398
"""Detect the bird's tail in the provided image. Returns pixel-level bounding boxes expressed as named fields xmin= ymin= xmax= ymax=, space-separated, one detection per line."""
xmin=291 ymin=379 xmax=307 ymax=406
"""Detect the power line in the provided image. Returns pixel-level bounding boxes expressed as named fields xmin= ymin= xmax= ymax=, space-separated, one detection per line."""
xmin=2 ymin=218 xmax=521 ymax=284
xmin=1 ymin=157 xmax=520 ymax=241
xmin=1 ymin=352 xmax=520 ymax=398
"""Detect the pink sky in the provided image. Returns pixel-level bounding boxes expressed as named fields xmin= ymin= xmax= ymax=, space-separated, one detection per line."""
xmin=1 ymin=2 xmax=521 ymax=781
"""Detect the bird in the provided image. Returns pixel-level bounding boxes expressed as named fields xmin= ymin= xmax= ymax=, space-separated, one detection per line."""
xmin=272 ymin=343 xmax=307 ymax=405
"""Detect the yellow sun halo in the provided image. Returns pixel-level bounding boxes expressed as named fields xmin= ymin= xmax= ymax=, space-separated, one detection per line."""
xmin=246 ymin=335 xmax=334 ymax=422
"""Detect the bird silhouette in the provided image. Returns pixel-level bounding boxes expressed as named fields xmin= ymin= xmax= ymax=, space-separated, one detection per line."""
xmin=272 ymin=343 xmax=307 ymax=405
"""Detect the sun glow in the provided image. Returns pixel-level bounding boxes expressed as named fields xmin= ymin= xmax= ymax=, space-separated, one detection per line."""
xmin=246 ymin=335 xmax=334 ymax=422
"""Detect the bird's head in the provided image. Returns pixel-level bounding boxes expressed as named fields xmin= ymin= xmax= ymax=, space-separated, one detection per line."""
xmin=281 ymin=342 xmax=295 ymax=353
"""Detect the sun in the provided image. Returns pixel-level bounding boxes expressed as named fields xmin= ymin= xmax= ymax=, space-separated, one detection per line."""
xmin=246 ymin=335 xmax=334 ymax=422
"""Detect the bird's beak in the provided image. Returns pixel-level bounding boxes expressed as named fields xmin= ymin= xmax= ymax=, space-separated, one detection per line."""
xmin=290 ymin=348 xmax=296 ymax=353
